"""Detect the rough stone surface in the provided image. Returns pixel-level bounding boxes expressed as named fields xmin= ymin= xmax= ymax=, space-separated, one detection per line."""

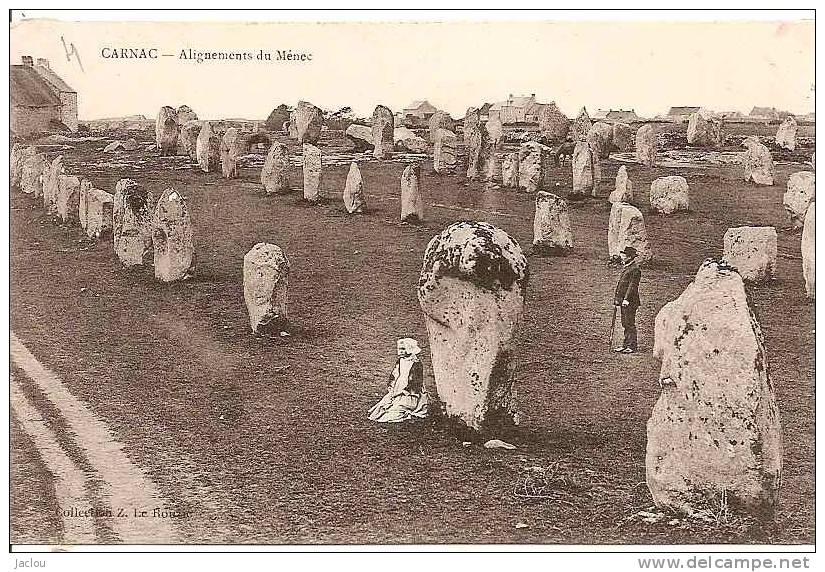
xmin=113 ymin=178 xmax=154 ymax=267
xmin=533 ymin=192 xmax=572 ymax=255
xmin=502 ymin=153 xmax=519 ymax=188
xmin=635 ymin=124 xmax=657 ymax=167
xmin=155 ymin=106 xmax=179 ymax=156
xmin=571 ymin=141 xmax=594 ymax=196
xmin=42 ymin=155 xmax=64 ymax=214
xmin=463 ymin=108 xmax=480 ymax=144
xmin=302 ymin=143 xmax=322 ymax=203
xmin=243 ymin=242 xmax=290 ymax=335
xmin=372 ymin=105 xmax=395 ymax=159
xmin=79 ymin=180 xmax=114 ymax=239
xmin=538 ymin=102 xmax=570 ymax=144
xmin=572 ymin=107 xmax=592 ymax=142
xmin=417 ymin=221 xmax=528 ymax=431
xmin=178 ymin=120 xmax=202 ymax=159
xmin=518 ymin=142 xmax=546 ymax=193
xmin=587 ymin=122 xmax=613 ymax=159
xmin=608 ymin=202 xmax=652 ymax=263
xmin=152 ymin=188 xmax=195 ymax=282
xmin=686 ymin=111 xmax=722 ymax=147
xmin=196 ymin=121 xmax=221 ymax=173
xmin=466 ymin=121 xmax=489 ymax=180
xmin=221 ymin=128 xmax=247 ymax=179
xmin=343 ymin=162 xmax=365 ymax=214
xmin=10 ymin=144 xmax=31 ymax=188
xmin=433 ymin=129 xmax=458 ymax=173
xmin=400 ymin=163 xmax=424 ymax=223
xmin=742 ymin=136 xmax=775 ymax=186
xmin=176 ymin=105 xmax=198 ymax=124
xmin=345 ymin=124 xmax=373 ymax=151
xmin=612 ymin=122 xmax=634 ymax=151
xmin=783 ymin=171 xmax=815 ymax=229
xmin=56 ymin=174 xmax=81 ymax=223
xmin=802 ymin=202 xmax=815 ymax=299
xmin=20 ymin=152 xmax=46 ymax=197
xmin=429 ymin=111 xmax=452 ymax=144
xmin=722 ymin=226 xmax=777 ymax=284
xmin=261 ymin=142 xmax=291 ymax=195
xmin=609 ymin=165 xmax=634 ymax=204
xmin=486 ymin=117 xmax=504 ymax=149
xmin=646 ymin=260 xmax=782 ymax=518
xmin=775 ymin=115 xmax=797 ymax=151
xmin=650 ymin=176 xmax=690 ymax=215
xmin=393 ymin=127 xmax=427 ymax=153
xmin=485 ymin=153 xmax=503 ymax=184
xmin=294 ymin=101 xmax=324 ymax=144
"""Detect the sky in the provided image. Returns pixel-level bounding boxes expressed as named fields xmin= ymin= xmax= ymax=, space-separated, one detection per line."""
xmin=10 ymin=17 xmax=815 ymax=121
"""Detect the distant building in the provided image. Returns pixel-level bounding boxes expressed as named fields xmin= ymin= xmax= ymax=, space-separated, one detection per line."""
xmin=667 ymin=106 xmax=702 ymax=122
xmin=402 ymin=100 xmax=438 ymax=121
xmin=10 ymin=55 xmax=77 ymax=135
xmin=489 ymin=94 xmax=538 ymax=125
xmin=594 ymin=109 xmax=639 ymax=123
xmin=750 ymin=106 xmax=789 ymax=121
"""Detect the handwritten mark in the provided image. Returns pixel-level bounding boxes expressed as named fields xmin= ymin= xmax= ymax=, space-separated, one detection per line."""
xmin=61 ymin=36 xmax=84 ymax=72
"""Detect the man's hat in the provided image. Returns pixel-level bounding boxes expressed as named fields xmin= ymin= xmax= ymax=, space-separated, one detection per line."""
xmin=621 ymin=246 xmax=637 ymax=258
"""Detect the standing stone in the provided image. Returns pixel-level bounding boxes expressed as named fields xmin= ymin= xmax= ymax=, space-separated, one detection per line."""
xmin=10 ymin=145 xmax=35 ymax=189
xmin=78 ymin=180 xmax=114 ymax=239
xmin=155 ymin=106 xmax=179 ymax=156
xmin=612 ymin=122 xmax=634 ymax=151
xmin=260 ymin=142 xmax=290 ymax=195
xmin=220 ymin=128 xmax=247 ymax=179
xmin=533 ymin=192 xmax=572 ymax=255
xmin=484 ymin=153 xmax=502 ymax=184
xmin=635 ymin=124 xmax=657 ymax=167
xmin=43 ymin=155 xmax=64 ymax=214
xmin=518 ymin=141 xmax=546 ymax=193
xmin=686 ymin=111 xmax=722 ymax=147
xmin=393 ymin=127 xmax=427 ymax=153
xmin=502 ymin=153 xmax=519 ymax=188
xmin=742 ymin=136 xmax=775 ymax=186
xmin=486 ymin=117 xmax=504 ymax=149
xmin=801 ymin=202 xmax=815 ymax=299
xmin=20 ymin=152 xmax=46 ymax=196
xmin=176 ymin=105 xmax=198 ymax=124
xmin=775 ymin=115 xmax=797 ymax=151
xmin=113 ymin=178 xmax=154 ymax=267
xmin=571 ymin=141 xmax=594 ymax=196
xmin=372 ymin=105 xmax=395 ymax=159
xmin=400 ymin=163 xmax=424 ymax=223
xmin=609 ymin=166 xmax=634 ymax=204
xmin=196 ymin=121 xmax=221 ymax=173
xmin=463 ymin=108 xmax=480 ymax=144
xmin=417 ymin=221 xmax=528 ymax=431
xmin=343 ymin=162 xmax=365 ymax=214
xmin=538 ymin=102 xmax=570 ymax=144
xmin=722 ymin=226 xmax=777 ymax=284
xmin=608 ymin=202 xmax=652 ymax=263
xmin=646 ymin=260 xmax=782 ymax=519
xmin=56 ymin=175 xmax=81 ymax=223
xmin=429 ymin=111 xmax=452 ymax=144
xmin=243 ymin=243 xmax=290 ymax=335
xmin=433 ymin=129 xmax=458 ymax=173
xmin=302 ymin=143 xmax=322 ymax=203
xmin=178 ymin=120 xmax=201 ymax=159
xmin=587 ymin=122 xmax=613 ymax=159
xmin=650 ymin=176 xmax=690 ymax=215
xmin=466 ymin=121 xmax=488 ymax=180
xmin=152 ymin=188 xmax=195 ymax=282
xmin=783 ymin=171 xmax=815 ymax=229
xmin=294 ymin=101 xmax=324 ymax=144
xmin=572 ymin=107 xmax=592 ymax=142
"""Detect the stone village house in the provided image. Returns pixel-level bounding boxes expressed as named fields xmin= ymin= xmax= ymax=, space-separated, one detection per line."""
xmin=10 ymin=55 xmax=78 ymax=136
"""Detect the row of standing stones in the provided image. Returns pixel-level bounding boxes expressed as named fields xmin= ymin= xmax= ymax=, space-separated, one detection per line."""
xmin=10 ymin=103 xmax=814 ymax=521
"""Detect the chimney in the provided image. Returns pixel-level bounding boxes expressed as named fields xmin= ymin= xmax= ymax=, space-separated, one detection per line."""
xmin=21 ymin=55 xmax=33 ymax=66
xmin=36 ymin=58 xmax=49 ymax=69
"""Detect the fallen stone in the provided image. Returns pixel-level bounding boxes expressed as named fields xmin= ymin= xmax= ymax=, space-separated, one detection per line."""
xmin=113 ymin=178 xmax=154 ymax=267
xmin=502 ymin=152 xmax=519 ymax=188
xmin=196 ymin=121 xmax=221 ymax=173
xmin=433 ymin=129 xmax=458 ymax=173
xmin=372 ymin=105 xmax=395 ymax=159
xmin=742 ymin=136 xmax=775 ymax=186
xmin=483 ymin=439 xmax=516 ymax=450
xmin=400 ymin=163 xmax=424 ymax=223
xmin=56 ymin=174 xmax=81 ymax=223
xmin=343 ymin=162 xmax=365 ymax=214
xmin=261 ymin=142 xmax=291 ymax=195
xmin=783 ymin=171 xmax=815 ymax=229
xmin=635 ymin=124 xmax=657 ymax=167
xmin=608 ymin=202 xmax=652 ymax=263
xmin=533 ymin=192 xmax=572 ymax=255
xmin=345 ymin=124 xmax=373 ymax=151
xmin=722 ymin=226 xmax=777 ymax=284
xmin=302 ymin=143 xmax=322 ymax=203
xmin=79 ymin=180 xmax=114 ymax=239
xmin=650 ymin=176 xmax=690 ymax=215
xmin=152 ymin=188 xmax=195 ymax=282
xmin=393 ymin=126 xmax=427 ymax=153
xmin=243 ymin=242 xmax=290 ymax=335
xmin=155 ymin=106 xmax=179 ymax=156
xmin=294 ymin=101 xmax=324 ymax=144
xmin=775 ymin=115 xmax=797 ymax=151
xmin=647 ymin=259 xmax=782 ymax=519
xmin=417 ymin=221 xmax=528 ymax=431
xmin=802 ymin=202 xmax=815 ymax=299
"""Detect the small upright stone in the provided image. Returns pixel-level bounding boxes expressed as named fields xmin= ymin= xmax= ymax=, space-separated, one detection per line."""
xmin=221 ymin=128 xmax=247 ymax=179
xmin=400 ymin=163 xmax=424 ymax=223
xmin=56 ymin=174 xmax=81 ymax=223
xmin=78 ymin=180 xmax=114 ymax=239
xmin=608 ymin=202 xmax=652 ymax=263
xmin=783 ymin=171 xmax=815 ymax=229
xmin=612 ymin=122 xmax=634 ymax=151
xmin=486 ymin=117 xmax=504 ymax=149
xmin=302 ymin=143 xmax=322 ymax=203
xmin=533 ymin=192 xmax=572 ymax=255
xmin=113 ymin=179 xmax=154 ymax=267
xmin=43 ymin=155 xmax=64 ymax=214
xmin=261 ymin=142 xmax=291 ymax=195
xmin=343 ymin=162 xmax=365 ymax=214
xmin=152 ymin=188 xmax=195 ymax=282
xmin=571 ymin=141 xmax=594 ymax=196
xmin=484 ymin=152 xmax=502 ymax=184
xmin=802 ymin=202 xmax=815 ymax=299
xmin=502 ymin=153 xmax=519 ymax=188
xmin=433 ymin=129 xmax=458 ymax=173
xmin=429 ymin=110 xmax=452 ymax=144
xmin=466 ymin=121 xmax=489 ymax=181
xmin=196 ymin=121 xmax=221 ymax=173
xmin=243 ymin=243 xmax=290 ymax=335
xmin=635 ymin=124 xmax=657 ymax=167
xmin=572 ymin=107 xmax=592 ymax=142
xmin=775 ymin=115 xmax=797 ymax=151
xmin=372 ymin=105 xmax=395 ymax=159
xmin=609 ymin=165 xmax=634 ymax=204
xmin=722 ymin=226 xmax=777 ymax=284
xmin=518 ymin=141 xmax=546 ymax=193
xmin=178 ymin=120 xmax=201 ymax=159
xmin=294 ymin=101 xmax=324 ymax=144
xmin=646 ymin=260 xmax=782 ymax=519
xmin=417 ymin=221 xmax=528 ymax=431
xmin=742 ymin=136 xmax=775 ymax=186
xmin=10 ymin=144 xmax=28 ymax=188
xmin=686 ymin=111 xmax=722 ymax=147
xmin=463 ymin=108 xmax=480 ymax=144
xmin=155 ymin=106 xmax=179 ymax=156
xmin=20 ymin=152 xmax=46 ymax=196
xmin=650 ymin=176 xmax=689 ymax=215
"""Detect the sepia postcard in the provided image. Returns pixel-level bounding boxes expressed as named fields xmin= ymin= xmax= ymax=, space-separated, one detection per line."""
xmin=7 ymin=8 xmax=816 ymax=570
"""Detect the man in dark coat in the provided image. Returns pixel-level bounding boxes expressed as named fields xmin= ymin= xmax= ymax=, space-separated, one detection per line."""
xmin=614 ymin=246 xmax=641 ymax=353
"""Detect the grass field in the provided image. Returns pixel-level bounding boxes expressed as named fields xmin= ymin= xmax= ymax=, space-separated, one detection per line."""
xmin=10 ymin=125 xmax=814 ymax=544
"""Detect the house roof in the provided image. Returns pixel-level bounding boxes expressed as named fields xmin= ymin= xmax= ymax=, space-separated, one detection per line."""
xmin=750 ymin=106 xmax=779 ymax=117
xmin=35 ymin=65 xmax=75 ymax=93
xmin=668 ymin=106 xmax=701 ymax=115
xmin=404 ymin=100 xmax=436 ymax=111
xmin=526 ymin=102 xmax=547 ymax=115
xmin=10 ymin=65 xmax=61 ymax=107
